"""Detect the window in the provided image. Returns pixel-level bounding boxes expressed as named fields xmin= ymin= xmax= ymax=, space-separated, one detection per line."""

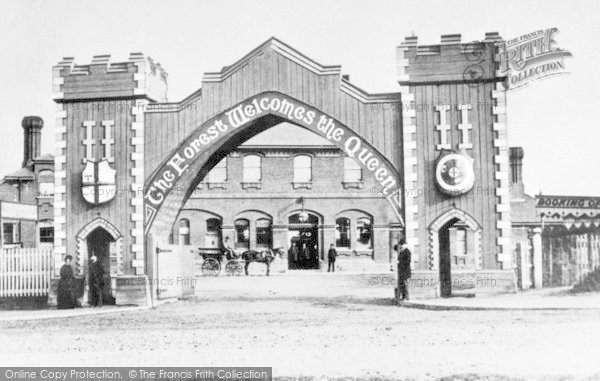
xmin=207 ymin=157 xmax=227 ymax=183
xmin=455 ymin=228 xmax=467 ymax=256
xmin=235 ymin=219 xmax=250 ymax=248
xmin=39 ymin=182 xmax=54 ymax=197
xmin=205 ymin=218 xmax=221 ymax=248
xmin=344 ymin=157 xmax=362 ymax=182
xmin=40 ymin=227 xmax=54 ymax=243
xmin=335 ymin=218 xmax=350 ymax=248
xmin=293 ymin=155 xmax=312 ymax=182
xmin=179 ymin=219 xmax=190 ymax=245
xmin=207 ymin=218 xmax=221 ymax=233
xmin=256 ymin=219 xmax=272 ymax=246
xmin=243 ymin=155 xmax=261 ymax=182
xmin=356 ymin=218 xmax=373 ymax=250
xmin=2 ymin=223 xmax=18 ymax=245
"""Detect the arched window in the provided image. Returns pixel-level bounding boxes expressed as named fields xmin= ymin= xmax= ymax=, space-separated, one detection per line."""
xmin=335 ymin=218 xmax=351 ymax=248
xmin=294 ymin=155 xmax=312 ymax=182
xmin=207 ymin=157 xmax=227 ymax=183
xmin=256 ymin=219 xmax=272 ymax=247
xmin=179 ymin=218 xmax=190 ymax=245
xmin=234 ymin=218 xmax=250 ymax=249
xmin=344 ymin=157 xmax=362 ymax=182
xmin=356 ymin=217 xmax=373 ymax=250
xmin=243 ymin=155 xmax=261 ymax=182
xmin=205 ymin=218 xmax=222 ymax=248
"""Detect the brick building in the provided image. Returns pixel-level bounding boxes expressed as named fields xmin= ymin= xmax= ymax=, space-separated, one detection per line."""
xmin=0 ymin=116 xmax=54 ymax=249
xmin=171 ymin=124 xmax=398 ymax=272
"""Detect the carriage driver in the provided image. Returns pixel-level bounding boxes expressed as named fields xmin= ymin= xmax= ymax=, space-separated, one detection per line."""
xmin=224 ymin=236 xmax=237 ymax=260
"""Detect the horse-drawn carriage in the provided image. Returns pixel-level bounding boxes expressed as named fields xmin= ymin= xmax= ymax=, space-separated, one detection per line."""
xmin=197 ymin=246 xmax=285 ymax=276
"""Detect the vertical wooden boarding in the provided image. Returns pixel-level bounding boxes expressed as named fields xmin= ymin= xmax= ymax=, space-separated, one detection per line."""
xmin=0 ymin=247 xmax=54 ymax=298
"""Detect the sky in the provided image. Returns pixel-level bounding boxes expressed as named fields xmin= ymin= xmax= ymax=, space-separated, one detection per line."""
xmin=0 ymin=0 xmax=597 ymax=196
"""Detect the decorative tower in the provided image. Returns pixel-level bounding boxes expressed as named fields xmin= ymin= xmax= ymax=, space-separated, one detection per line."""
xmin=52 ymin=53 xmax=167 ymax=305
xmin=398 ymin=33 xmax=513 ymax=295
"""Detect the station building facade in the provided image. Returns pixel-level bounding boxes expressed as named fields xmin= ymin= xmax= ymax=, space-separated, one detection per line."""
xmin=52 ymin=33 xmax=519 ymax=304
xmin=172 ymin=137 xmax=398 ymax=272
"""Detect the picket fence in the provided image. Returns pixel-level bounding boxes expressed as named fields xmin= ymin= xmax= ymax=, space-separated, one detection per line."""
xmin=0 ymin=247 xmax=54 ymax=298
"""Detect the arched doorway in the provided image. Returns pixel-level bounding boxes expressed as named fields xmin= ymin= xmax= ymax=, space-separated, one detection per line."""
xmin=87 ymin=227 xmax=116 ymax=305
xmin=430 ymin=209 xmax=482 ymax=298
xmin=76 ymin=218 xmax=123 ymax=305
xmin=288 ymin=213 xmax=319 ymax=269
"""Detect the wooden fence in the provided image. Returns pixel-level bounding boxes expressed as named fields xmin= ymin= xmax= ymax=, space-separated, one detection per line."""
xmin=0 ymin=247 xmax=54 ymax=298
xmin=543 ymin=231 xmax=600 ymax=287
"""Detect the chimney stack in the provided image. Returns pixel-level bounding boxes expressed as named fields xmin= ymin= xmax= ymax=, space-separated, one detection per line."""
xmin=22 ymin=116 xmax=43 ymax=168
xmin=509 ymin=146 xmax=525 ymax=198
xmin=509 ymin=147 xmax=524 ymax=184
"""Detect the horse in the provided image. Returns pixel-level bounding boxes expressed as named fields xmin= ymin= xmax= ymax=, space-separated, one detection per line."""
xmin=241 ymin=247 xmax=284 ymax=276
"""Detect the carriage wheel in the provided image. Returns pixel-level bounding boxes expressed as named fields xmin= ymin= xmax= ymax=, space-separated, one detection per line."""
xmin=234 ymin=262 xmax=243 ymax=276
xmin=201 ymin=258 xmax=221 ymax=276
xmin=225 ymin=260 xmax=238 ymax=276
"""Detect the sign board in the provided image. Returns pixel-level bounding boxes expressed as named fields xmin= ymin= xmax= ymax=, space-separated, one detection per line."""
xmin=537 ymin=196 xmax=600 ymax=209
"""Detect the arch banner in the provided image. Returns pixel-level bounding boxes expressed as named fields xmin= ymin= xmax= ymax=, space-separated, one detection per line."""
xmin=143 ymin=92 xmax=404 ymax=235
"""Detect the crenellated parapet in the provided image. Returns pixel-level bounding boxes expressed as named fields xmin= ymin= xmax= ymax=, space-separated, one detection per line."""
xmin=52 ymin=53 xmax=168 ymax=102
xmin=397 ymin=32 xmax=507 ymax=85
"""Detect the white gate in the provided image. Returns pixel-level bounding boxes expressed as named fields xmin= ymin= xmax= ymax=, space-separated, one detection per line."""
xmin=0 ymin=247 xmax=53 ymax=297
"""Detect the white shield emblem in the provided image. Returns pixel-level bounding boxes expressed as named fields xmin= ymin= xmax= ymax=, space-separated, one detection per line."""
xmin=81 ymin=159 xmax=117 ymax=205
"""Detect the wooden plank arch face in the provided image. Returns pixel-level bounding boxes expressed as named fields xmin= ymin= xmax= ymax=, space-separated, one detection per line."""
xmin=144 ymin=92 xmax=404 ymax=238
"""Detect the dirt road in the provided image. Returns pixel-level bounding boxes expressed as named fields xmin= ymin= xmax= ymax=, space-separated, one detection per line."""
xmin=1 ymin=274 xmax=599 ymax=379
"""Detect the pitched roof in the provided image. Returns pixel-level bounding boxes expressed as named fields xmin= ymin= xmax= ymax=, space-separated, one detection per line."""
xmin=3 ymin=167 xmax=35 ymax=181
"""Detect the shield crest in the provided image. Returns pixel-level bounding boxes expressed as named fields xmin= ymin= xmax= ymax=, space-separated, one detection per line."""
xmin=97 ymin=159 xmax=117 ymax=204
xmin=81 ymin=159 xmax=117 ymax=205
xmin=82 ymin=160 xmax=96 ymax=204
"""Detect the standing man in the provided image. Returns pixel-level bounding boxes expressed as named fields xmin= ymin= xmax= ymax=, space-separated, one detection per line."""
xmin=290 ymin=242 xmax=299 ymax=269
xmin=396 ymin=239 xmax=412 ymax=302
xmin=327 ymin=244 xmax=337 ymax=272
xmin=301 ymin=243 xmax=310 ymax=268
xmin=89 ymin=254 xmax=104 ymax=307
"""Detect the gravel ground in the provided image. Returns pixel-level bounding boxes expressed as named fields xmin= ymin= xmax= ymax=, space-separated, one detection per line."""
xmin=1 ymin=274 xmax=600 ymax=380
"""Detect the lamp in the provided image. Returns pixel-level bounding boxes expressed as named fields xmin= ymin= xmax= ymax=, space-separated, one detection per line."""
xmin=298 ymin=197 xmax=309 ymax=223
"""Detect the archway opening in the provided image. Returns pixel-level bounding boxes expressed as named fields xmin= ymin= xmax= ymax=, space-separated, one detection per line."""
xmin=144 ymin=92 xmax=404 ymax=244
xmin=438 ymin=217 xmax=478 ymax=298
xmin=87 ymin=227 xmax=116 ymax=305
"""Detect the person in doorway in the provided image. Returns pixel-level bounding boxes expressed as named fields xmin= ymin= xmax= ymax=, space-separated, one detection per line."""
xmin=301 ymin=243 xmax=310 ymax=268
xmin=396 ymin=239 xmax=412 ymax=302
xmin=57 ymin=255 xmax=76 ymax=309
xmin=89 ymin=254 xmax=104 ymax=307
xmin=290 ymin=243 xmax=299 ymax=269
xmin=327 ymin=244 xmax=337 ymax=272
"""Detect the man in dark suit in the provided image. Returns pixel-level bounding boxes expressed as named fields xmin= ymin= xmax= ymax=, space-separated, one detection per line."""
xmin=89 ymin=254 xmax=104 ymax=307
xmin=327 ymin=244 xmax=338 ymax=272
xmin=396 ymin=239 xmax=411 ymax=302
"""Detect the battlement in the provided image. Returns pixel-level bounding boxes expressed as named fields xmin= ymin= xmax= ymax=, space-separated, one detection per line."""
xmin=397 ymin=33 xmax=506 ymax=85
xmin=53 ymin=53 xmax=168 ymax=102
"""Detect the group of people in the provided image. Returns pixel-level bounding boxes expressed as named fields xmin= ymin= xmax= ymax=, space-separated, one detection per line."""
xmin=56 ymin=238 xmax=412 ymax=307
xmin=289 ymin=242 xmax=318 ymax=269
xmin=57 ymin=253 xmax=105 ymax=309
